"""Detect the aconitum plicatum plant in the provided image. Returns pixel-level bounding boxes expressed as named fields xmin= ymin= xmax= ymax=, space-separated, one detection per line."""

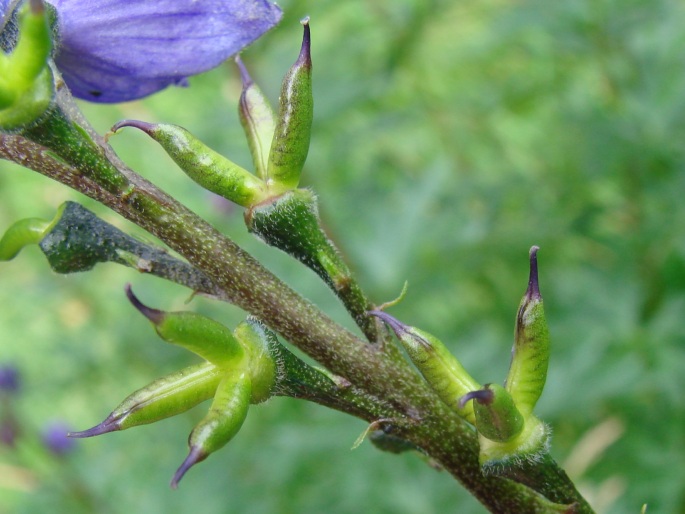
xmin=0 ymin=1 xmax=598 ymax=512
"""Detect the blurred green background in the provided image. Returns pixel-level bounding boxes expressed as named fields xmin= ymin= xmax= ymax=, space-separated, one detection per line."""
xmin=2 ymin=0 xmax=685 ymax=512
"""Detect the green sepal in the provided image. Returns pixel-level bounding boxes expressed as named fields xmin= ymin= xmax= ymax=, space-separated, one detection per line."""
xmin=171 ymin=371 xmax=251 ymax=488
xmin=370 ymin=311 xmax=480 ymax=424
xmin=460 ymin=383 xmax=524 ymax=443
xmin=476 ymin=414 xmax=550 ymax=471
xmin=266 ymin=18 xmax=313 ymax=193
xmin=111 ymin=120 xmax=267 ymax=207
xmin=126 ymin=286 xmax=246 ymax=368
xmin=505 ymin=246 xmax=550 ymax=418
xmin=236 ymin=56 xmax=276 ymax=180
xmin=0 ymin=0 xmax=54 ymax=129
xmin=69 ymin=362 xmax=223 ymax=437
xmin=246 ymin=189 xmax=377 ymax=342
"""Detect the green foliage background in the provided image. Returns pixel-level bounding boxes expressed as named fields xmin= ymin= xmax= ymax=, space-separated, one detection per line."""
xmin=2 ymin=0 xmax=685 ymax=512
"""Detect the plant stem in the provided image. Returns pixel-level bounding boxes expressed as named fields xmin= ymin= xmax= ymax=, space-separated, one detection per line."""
xmin=0 ymin=91 xmax=595 ymax=512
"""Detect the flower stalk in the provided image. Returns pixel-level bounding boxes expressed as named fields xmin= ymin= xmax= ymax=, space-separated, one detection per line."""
xmin=247 ymin=189 xmax=380 ymax=342
xmin=0 ymin=14 xmax=595 ymax=512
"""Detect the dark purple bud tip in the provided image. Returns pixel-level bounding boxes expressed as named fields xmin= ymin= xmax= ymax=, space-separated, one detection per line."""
xmin=527 ymin=246 xmax=541 ymax=300
xmin=125 ymin=284 xmax=166 ymax=325
xmin=170 ymin=446 xmax=207 ymax=489
xmin=68 ymin=415 xmax=120 ymax=438
xmin=298 ymin=17 xmax=312 ymax=67
xmin=111 ymin=120 xmax=157 ymax=135
xmin=458 ymin=388 xmax=494 ymax=409
xmin=368 ymin=310 xmax=410 ymax=339
xmin=235 ymin=56 xmax=253 ymax=88
xmin=29 ymin=0 xmax=45 ymax=14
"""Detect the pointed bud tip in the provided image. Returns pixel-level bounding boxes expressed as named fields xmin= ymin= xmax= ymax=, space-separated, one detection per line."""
xmin=111 ymin=120 xmax=156 ymax=135
xmin=68 ymin=417 xmax=120 ymax=438
xmin=235 ymin=56 xmax=253 ymax=88
xmin=527 ymin=246 xmax=541 ymax=300
xmin=368 ymin=310 xmax=409 ymax=338
xmin=125 ymin=284 xmax=165 ymax=324
xmin=458 ymin=388 xmax=494 ymax=409
xmin=170 ymin=446 xmax=207 ymax=489
xmin=29 ymin=0 xmax=45 ymax=14
xmin=298 ymin=17 xmax=312 ymax=67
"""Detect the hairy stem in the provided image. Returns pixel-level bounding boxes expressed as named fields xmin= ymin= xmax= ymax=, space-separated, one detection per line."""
xmin=0 ymin=90 xmax=593 ymax=513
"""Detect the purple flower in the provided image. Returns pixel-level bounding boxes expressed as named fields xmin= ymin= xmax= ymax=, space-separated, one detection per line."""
xmin=0 ymin=364 xmax=20 ymax=393
xmin=23 ymin=0 xmax=281 ymax=103
xmin=41 ymin=420 xmax=76 ymax=456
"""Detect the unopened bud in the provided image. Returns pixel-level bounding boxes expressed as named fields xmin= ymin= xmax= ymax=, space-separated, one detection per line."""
xmin=0 ymin=0 xmax=54 ymax=129
xmin=236 ymin=56 xmax=276 ymax=180
xmin=111 ymin=120 xmax=267 ymax=207
xmin=171 ymin=372 xmax=251 ymax=488
xmin=266 ymin=18 xmax=313 ymax=192
xmin=126 ymin=285 xmax=246 ymax=368
xmin=505 ymin=246 xmax=550 ymax=418
xmin=370 ymin=310 xmax=480 ymax=424
xmin=232 ymin=318 xmax=277 ymax=404
xmin=460 ymin=384 xmax=524 ymax=443
xmin=69 ymin=362 xmax=223 ymax=437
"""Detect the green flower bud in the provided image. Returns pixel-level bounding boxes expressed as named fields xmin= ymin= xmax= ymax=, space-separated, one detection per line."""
xmin=370 ymin=311 xmax=480 ymax=424
xmin=171 ymin=371 xmax=251 ymax=488
xmin=236 ymin=56 xmax=276 ymax=181
xmin=0 ymin=0 xmax=54 ymax=130
xmin=126 ymin=285 xmax=246 ymax=368
xmin=454 ymin=248 xmax=552 ymax=469
xmin=505 ymin=246 xmax=550 ymax=418
xmin=111 ymin=120 xmax=267 ymax=207
xmin=69 ymin=362 xmax=223 ymax=437
xmin=232 ymin=317 xmax=277 ymax=404
xmin=459 ymin=384 xmax=524 ymax=443
xmin=266 ymin=18 xmax=313 ymax=193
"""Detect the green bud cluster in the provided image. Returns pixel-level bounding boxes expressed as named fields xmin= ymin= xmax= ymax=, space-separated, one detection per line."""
xmin=111 ymin=18 xmax=313 ymax=208
xmin=70 ymin=287 xmax=280 ymax=488
xmin=0 ymin=203 xmax=352 ymax=486
xmin=373 ymin=247 xmax=552 ymax=470
xmin=111 ymin=20 xmax=379 ymax=342
xmin=0 ymin=0 xmax=55 ymax=130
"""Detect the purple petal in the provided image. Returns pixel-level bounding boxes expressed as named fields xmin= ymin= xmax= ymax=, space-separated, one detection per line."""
xmin=48 ymin=0 xmax=282 ymax=102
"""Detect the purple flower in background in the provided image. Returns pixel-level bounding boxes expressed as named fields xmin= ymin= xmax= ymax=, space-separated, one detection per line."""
xmin=41 ymin=420 xmax=76 ymax=456
xmin=0 ymin=364 xmax=20 ymax=393
xmin=2 ymin=0 xmax=282 ymax=102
